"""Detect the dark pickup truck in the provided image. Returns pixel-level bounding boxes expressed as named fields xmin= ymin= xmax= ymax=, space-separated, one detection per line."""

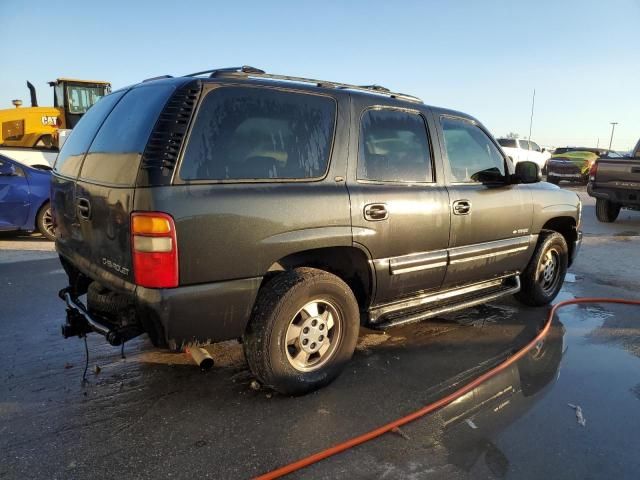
xmin=588 ymin=138 xmax=640 ymax=222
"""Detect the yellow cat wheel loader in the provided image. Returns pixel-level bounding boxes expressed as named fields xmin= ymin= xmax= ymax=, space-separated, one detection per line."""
xmin=0 ymin=78 xmax=111 ymax=149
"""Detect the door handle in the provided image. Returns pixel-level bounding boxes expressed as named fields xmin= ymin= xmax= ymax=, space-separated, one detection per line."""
xmin=77 ymin=197 xmax=91 ymax=220
xmin=452 ymin=200 xmax=471 ymax=215
xmin=364 ymin=203 xmax=388 ymax=221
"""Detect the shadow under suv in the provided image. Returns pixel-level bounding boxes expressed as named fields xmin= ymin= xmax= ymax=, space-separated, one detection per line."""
xmin=53 ymin=66 xmax=582 ymax=394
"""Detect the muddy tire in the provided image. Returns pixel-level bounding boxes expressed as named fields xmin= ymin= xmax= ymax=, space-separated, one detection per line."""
xmin=515 ymin=231 xmax=568 ymax=307
xmin=595 ymin=198 xmax=620 ymax=223
xmin=243 ymin=267 xmax=359 ymax=395
xmin=36 ymin=202 xmax=55 ymax=241
xmin=87 ymin=281 xmax=130 ymax=315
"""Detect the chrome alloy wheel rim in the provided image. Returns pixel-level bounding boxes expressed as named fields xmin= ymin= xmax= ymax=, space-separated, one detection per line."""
xmin=42 ymin=208 xmax=55 ymax=238
xmin=285 ymin=299 xmax=342 ymax=372
xmin=538 ymin=248 xmax=560 ymax=294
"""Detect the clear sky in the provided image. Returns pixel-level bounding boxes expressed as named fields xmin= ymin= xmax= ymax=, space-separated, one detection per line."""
xmin=1 ymin=0 xmax=638 ymax=150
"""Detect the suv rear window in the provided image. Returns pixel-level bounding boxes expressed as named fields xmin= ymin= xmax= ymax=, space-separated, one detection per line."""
xmin=54 ymin=90 xmax=125 ymax=177
xmin=179 ymin=87 xmax=336 ymax=181
xmin=78 ymin=84 xmax=175 ymax=186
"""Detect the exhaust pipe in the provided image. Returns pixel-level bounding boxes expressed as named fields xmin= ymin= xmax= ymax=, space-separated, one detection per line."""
xmin=187 ymin=346 xmax=214 ymax=371
xmin=26 ymin=81 xmax=38 ymax=107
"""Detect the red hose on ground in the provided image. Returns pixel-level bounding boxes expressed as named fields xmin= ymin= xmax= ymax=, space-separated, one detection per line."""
xmin=255 ymin=297 xmax=640 ymax=480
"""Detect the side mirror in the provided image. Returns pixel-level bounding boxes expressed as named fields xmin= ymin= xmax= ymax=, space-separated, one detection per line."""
xmin=0 ymin=163 xmax=17 ymax=176
xmin=514 ymin=161 xmax=541 ymax=184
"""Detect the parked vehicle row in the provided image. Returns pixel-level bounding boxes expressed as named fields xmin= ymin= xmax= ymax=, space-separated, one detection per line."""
xmin=547 ymin=147 xmax=622 ymax=185
xmin=497 ymin=138 xmax=551 ymax=171
xmin=54 ymin=67 xmax=582 ymax=395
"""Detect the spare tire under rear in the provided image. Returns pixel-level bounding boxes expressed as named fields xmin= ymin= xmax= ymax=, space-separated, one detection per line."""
xmin=87 ymin=281 xmax=130 ymax=316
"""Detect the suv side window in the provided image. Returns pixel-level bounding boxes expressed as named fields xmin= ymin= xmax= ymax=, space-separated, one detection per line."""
xmin=519 ymin=139 xmax=531 ymax=150
xmin=440 ymin=117 xmax=506 ymax=183
xmin=530 ymin=141 xmax=541 ymax=152
xmin=180 ymin=87 xmax=336 ymax=181
xmin=358 ymin=109 xmax=433 ymax=183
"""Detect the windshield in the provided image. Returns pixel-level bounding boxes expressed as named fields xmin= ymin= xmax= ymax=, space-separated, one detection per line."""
xmin=66 ymin=85 xmax=108 ymax=114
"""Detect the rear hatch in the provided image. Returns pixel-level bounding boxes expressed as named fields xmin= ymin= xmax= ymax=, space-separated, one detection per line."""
xmin=52 ymin=80 xmax=192 ymax=291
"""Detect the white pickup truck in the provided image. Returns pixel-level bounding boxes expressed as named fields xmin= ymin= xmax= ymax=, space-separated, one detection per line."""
xmin=0 ymin=147 xmax=57 ymax=168
xmin=497 ymin=138 xmax=551 ymax=171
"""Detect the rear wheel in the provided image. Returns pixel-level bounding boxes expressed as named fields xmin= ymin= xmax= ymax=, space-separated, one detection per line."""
xmin=36 ymin=203 xmax=55 ymax=240
xmin=595 ymin=198 xmax=620 ymax=223
xmin=243 ymin=267 xmax=360 ymax=395
xmin=515 ymin=231 xmax=568 ymax=306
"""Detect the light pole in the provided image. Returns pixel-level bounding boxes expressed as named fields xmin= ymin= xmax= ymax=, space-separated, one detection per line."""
xmin=528 ymin=89 xmax=536 ymax=143
xmin=608 ymin=122 xmax=618 ymax=150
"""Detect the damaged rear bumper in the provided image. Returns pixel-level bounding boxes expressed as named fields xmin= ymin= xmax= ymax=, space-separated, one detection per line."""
xmin=58 ymin=275 xmax=263 ymax=350
xmin=59 ymin=288 xmax=142 ymax=346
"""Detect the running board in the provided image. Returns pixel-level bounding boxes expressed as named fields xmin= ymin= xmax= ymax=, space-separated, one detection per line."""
xmin=369 ymin=275 xmax=521 ymax=330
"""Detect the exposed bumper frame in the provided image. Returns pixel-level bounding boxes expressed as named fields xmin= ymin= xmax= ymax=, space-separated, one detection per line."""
xmin=59 ymin=288 xmax=141 ymax=346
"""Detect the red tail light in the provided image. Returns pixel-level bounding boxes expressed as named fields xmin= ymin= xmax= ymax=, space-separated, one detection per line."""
xmin=589 ymin=162 xmax=598 ymax=182
xmin=131 ymin=212 xmax=178 ymax=288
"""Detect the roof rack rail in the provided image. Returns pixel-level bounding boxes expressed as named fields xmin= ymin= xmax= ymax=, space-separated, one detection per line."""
xmin=182 ymin=66 xmax=423 ymax=103
xmin=356 ymin=84 xmax=391 ymax=92
xmin=142 ymin=75 xmax=173 ymax=83
xmin=185 ymin=65 xmax=266 ymax=78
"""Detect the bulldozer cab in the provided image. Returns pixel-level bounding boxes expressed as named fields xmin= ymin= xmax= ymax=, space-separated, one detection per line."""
xmin=48 ymin=79 xmax=111 ymax=129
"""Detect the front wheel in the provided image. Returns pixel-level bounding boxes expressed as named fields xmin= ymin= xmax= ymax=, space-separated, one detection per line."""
xmin=595 ymin=198 xmax=620 ymax=223
xmin=546 ymin=176 xmax=559 ymax=185
xmin=515 ymin=231 xmax=568 ymax=306
xmin=243 ymin=268 xmax=360 ymax=395
xmin=36 ymin=203 xmax=55 ymax=241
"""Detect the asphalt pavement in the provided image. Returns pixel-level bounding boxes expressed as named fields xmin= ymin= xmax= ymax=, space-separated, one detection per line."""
xmin=1 ymin=185 xmax=639 ymax=479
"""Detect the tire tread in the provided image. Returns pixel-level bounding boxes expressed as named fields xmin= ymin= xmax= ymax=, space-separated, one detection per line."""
xmin=243 ymin=267 xmax=359 ymax=395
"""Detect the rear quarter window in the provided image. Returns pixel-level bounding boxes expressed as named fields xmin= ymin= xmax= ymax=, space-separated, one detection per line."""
xmin=179 ymin=87 xmax=336 ymax=181
xmin=54 ymin=91 xmax=125 ymax=177
xmin=78 ymin=84 xmax=175 ymax=186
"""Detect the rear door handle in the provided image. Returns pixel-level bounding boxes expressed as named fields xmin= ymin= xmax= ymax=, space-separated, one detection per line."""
xmin=77 ymin=197 xmax=91 ymax=220
xmin=452 ymin=200 xmax=471 ymax=215
xmin=364 ymin=203 xmax=388 ymax=221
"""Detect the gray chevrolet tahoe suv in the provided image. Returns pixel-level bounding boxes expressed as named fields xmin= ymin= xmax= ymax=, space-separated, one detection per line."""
xmin=53 ymin=66 xmax=582 ymax=395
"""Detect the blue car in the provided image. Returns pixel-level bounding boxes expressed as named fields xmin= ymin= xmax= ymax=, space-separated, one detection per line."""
xmin=0 ymin=154 xmax=55 ymax=240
